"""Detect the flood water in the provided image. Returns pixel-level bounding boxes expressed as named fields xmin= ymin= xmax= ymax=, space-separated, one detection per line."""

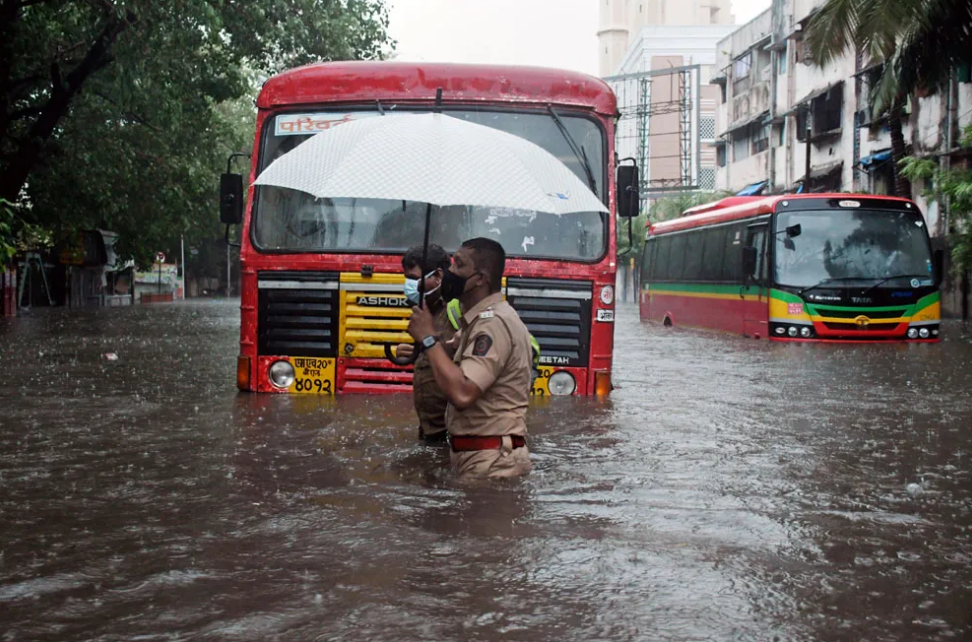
xmin=1 ymin=300 xmax=971 ymax=641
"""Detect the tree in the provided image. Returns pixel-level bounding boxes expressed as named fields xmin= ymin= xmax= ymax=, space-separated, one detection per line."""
xmin=805 ymin=0 xmax=972 ymax=198
xmin=616 ymin=191 xmax=729 ymax=256
xmin=900 ymin=125 xmax=972 ymax=274
xmin=1 ymin=0 xmax=392 ymax=264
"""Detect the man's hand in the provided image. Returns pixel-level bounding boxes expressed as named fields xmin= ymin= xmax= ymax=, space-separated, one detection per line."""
xmin=395 ymin=343 xmax=414 ymax=359
xmin=407 ymin=303 xmax=436 ymax=342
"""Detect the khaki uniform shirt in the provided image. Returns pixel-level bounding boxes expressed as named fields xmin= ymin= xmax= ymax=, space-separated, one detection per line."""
xmin=412 ymin=298 xmax=457 ymax=436
xmin=446 ymin=292 xmax=532 ymax=437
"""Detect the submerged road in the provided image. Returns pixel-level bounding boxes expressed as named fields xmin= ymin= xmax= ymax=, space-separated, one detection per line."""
xmin=1 ymin=300 xmax=971 ymax=641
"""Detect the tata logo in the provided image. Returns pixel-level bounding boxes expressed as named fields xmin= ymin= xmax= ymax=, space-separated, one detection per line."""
xmin=855 ymin=315 xmax=871 ymax=328
xmin=356 ymin=295 xmax=409 ymax=307
xmin=851 ymin=297 xmax=873 ymax=304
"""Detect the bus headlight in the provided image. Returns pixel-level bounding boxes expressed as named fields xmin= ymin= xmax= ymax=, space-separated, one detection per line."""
xmin=547 ymin=371 xmax=576 ymax=396
xmin=599 ymin=285 xmax=614 ymax=305
xmin=268 ymin=360 xmax=296 ymax=388
xmin=800 ymin=327 xmax=812 ymax=338
xmin=907 ymin=328 xmax=919 ymax=339
xmin=787 ymin=326 xmax=798 ymax=337
xmin=918 ymin=327 xmax=930 ymax=339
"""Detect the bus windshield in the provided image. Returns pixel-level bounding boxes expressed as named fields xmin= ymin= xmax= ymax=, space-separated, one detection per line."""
xmin=773 ymin=209 xmax=934 ymax=288
xmin=252 ymin=109 xmax=606 ymax=261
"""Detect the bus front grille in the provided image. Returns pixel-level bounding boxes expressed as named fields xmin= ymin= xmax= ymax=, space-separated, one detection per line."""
xmin=257 ymin=271 xmax=339 ymax=357
xmin=506 ymin=277 xmax=592 ymax=368
xmin=811 ymin=307 xmax=909 ymax=320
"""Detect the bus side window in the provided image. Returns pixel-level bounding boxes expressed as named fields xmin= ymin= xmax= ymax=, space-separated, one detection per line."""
xmin=746 ymin=225 xmax=768 ymax=284
xmin=654 ymin=236 xmax=672 ymax=281
xmin=668 ymin=234 xmax=687 ymax=281
xmin=723 ymin=224 xmax=746 ymax=282
xmin=683 ymin=230 xmax=704 ymax=282
xmin=641 ymin=239 xmax=655 ymax=283
xmin=702 ymin=227 xmax=727 ymax=282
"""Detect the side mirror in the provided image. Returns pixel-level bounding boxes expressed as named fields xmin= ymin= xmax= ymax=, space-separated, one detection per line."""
xmin=220 ymin=173 xmax=244 ymax=225
xmin=933 ymin=249 xmax=945 ymax=285
xmin=785 ymin=224 xmax=802 ymax=238
xmin=616 ymin=164 xmax=639 ymax=218
xmin=741 ymin=245 xmax=758 ymax=278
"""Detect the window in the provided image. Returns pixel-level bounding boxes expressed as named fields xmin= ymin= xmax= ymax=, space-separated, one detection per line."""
xmin=653 ymin=236 xmax=672 ymax=281
xmin=668 ymin=234 xmax=687 ymax=281
xmin=733 ymin=53 xmax=752 ymax=79
xmin=751 ymin=124 xmax=769 ymax=154
xmin=778 ymin=46 xmax=787 ymax=75
xmin=796 ymin=84 xmax=844 ymax=141
xmin=746 ymin=225 xmax=768 ymax=284
xmin=683 ymin=231 xmax=704 ymax=281
xmin=722 ymin=224 xmax=747 ymax=282
xmin=813 ymin=85 xmax=843 ymax=133
xmin=701 ymin=227 xmax=728 ymax=281
xmin=733 ymin=130 xmax=750 ymax=161
xmin=716 ymin=145 xmax=727 ymax=167
xmin=698 ymin=167 xmax=716 ymax=190
xmin=641 ymin=239 xmax=655 ymax=282
xmin=699 ymin=114 xmax=716 ymax=140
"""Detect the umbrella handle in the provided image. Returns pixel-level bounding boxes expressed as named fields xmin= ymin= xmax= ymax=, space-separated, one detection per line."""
xmin=384 ymin=342 xmax=422 ymax=366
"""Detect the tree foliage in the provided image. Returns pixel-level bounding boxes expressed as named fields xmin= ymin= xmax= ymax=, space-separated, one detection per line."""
xmin=900 ymin=125 xmax=972 ymax=273
xmin=1 ymin=0 xmax=392 ymax=266
xmin=616 ymin=191 xmax=730 ymax=256
xmin=805 ymin=0 xmax=972 ymax=115
xmin=803 ymin=0 xmax=972 ymax=198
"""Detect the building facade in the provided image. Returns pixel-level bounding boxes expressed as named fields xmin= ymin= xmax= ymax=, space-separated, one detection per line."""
xmin=600 ymin=0 xmax=735 ymax=198
xmin=714 ymin=0 xmax=972 ymax=237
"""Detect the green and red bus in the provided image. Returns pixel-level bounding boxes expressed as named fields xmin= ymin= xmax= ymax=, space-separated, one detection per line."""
xmin=639 ymin=194 xmax=942 ymax=341
xmin=222 ymin=62 xmax=627 ymax=395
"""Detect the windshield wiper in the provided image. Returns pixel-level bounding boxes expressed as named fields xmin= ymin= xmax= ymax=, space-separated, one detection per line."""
xmin=547 ymin=105 xmax=597 ymax=197
xmin=798 ymin=277 xmax=876 ymax=296
xmin=861 ymin=274 xmax=928 ymax=296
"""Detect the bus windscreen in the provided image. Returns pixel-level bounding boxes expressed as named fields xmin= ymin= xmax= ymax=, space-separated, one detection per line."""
xmin=773 ymin=209 xmax=934 ymax=289
xmin=252 ymin=110 xmax=606 ymax=261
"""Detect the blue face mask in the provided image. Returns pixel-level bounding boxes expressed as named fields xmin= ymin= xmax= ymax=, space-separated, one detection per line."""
xmin=404 ymin=270 xmax=437 ymax=305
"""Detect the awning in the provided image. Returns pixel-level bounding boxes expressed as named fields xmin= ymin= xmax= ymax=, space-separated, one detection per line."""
xmin=720 ymin=110 xmax=770 ymax=137
xmin=782 ymin=81 xmax=844 ymax=116
xmin=796 ymin=160 xmax=843 ymax=183
xmin=860 ymin=150 xmax=891 ymax=167
xmin=736 ymin=181 xmax=768 ymax=196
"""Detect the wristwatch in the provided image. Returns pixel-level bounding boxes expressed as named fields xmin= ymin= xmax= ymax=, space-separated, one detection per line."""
xmin=421 ymin=335 xmax=438 ymax=349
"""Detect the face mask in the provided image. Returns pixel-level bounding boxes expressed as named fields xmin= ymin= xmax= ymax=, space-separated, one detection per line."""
xmin=403 ymin=270 xmax=437 ymax=305
xmin=440 ymin=269 xmax=477 ymax=303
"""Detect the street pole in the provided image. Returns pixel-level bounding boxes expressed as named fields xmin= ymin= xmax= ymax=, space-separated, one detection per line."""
xmin=804 ymin=117 xmax=812 ymax=192
xmin=226 ymin=237 xmax=231 ymax=298
xmin=157 ymin=258 xmax=162 ymax=295
xmin=180 ymin=235 xmax=186 ymax=300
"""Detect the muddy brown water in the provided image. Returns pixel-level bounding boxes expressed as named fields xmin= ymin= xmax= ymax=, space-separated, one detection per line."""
xmin=1 ymin=300 xmax=971 ymax=641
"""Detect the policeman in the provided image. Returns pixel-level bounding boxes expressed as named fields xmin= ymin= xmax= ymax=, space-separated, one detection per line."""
xmin=396 ymin=244 xmax=456 ymax=441
xmin=407 ymin=237 xmax=532 ymax=479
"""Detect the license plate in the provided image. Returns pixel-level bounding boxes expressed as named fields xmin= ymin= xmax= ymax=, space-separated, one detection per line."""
xmin=289 ymin=357 xmax=336 ymax=395
xmin=531 ymin=367 xmax=555 ymax=396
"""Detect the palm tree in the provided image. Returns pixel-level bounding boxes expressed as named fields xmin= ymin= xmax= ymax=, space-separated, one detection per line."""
xmin=805 ymin=0 xmax=972 ymax=198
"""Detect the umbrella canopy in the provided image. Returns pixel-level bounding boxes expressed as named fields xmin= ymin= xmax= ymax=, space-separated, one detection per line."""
xmin=253 ymin=113 xmax=607 ymax=215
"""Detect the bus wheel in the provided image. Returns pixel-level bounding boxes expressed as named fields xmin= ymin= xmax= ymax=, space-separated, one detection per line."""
xmin=663 ymin=316 xmax=673 ymax=327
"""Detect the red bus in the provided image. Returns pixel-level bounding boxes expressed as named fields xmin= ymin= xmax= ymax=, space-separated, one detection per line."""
xmin=639 ymin=194 xmax=943 ymax=342
xmin=222 ymin=62 xmax=625 ymax=395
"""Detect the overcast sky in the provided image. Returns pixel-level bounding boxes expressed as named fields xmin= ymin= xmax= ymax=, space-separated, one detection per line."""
xmin=388 ymin=0 xmax=772 ymax=76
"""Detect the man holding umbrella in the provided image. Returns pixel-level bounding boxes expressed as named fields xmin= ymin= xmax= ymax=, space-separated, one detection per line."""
xmin=407 ymin=237 xmax=533 ymax=479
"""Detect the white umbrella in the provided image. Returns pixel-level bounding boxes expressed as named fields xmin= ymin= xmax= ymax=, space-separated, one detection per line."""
xmin=253 ymin=112 xmax=607 ymax=216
